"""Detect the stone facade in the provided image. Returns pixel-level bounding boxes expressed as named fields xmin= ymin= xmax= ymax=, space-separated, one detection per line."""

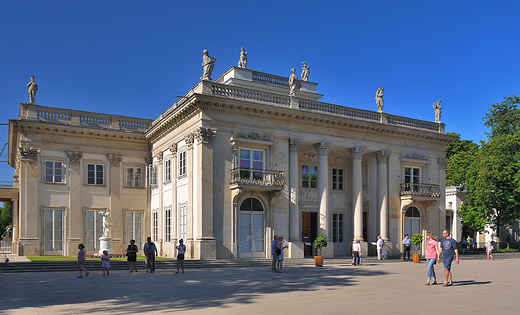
xmin=6 ymin=65 xmax=455 ymax=258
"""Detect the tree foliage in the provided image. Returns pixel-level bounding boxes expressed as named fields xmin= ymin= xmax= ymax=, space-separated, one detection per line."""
xmin=458 ymin=96 xmax=520 ymax=239
xmin=445 ymin=132 xmax=479 ymax=187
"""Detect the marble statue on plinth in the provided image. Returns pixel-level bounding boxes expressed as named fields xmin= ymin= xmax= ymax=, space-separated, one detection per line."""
xmin=99 ymin=210 xmax=113 ymax=238
xmin=201 ymin=49 xmax=217 ymax=81
xmin=376 ymin=87 xmax=384 ymax=113
xmin=289 ymin=68 xmax=301 ymax=96
xmin=301 ymin=61 xmax=310 ymax=82
xmin=27 ymin=76 xmax=38 ymax=104
xmin=238 ymin=47 xmax=247 ymax=68
xmin=433 ymin=100 xmax=442 ymax=123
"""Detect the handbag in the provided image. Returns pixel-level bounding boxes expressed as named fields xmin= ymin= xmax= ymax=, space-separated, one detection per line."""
xmin=275 ymin=247 xmax=281 ymax=255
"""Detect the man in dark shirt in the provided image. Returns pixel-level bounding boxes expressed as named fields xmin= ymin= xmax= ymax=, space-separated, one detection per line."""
xmin=438 ymin=229 xmax=459 ymax=286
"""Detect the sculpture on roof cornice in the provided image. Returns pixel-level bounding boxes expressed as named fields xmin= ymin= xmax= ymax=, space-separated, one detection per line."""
xmin=433 ymin=100 xmax=442 ymax=123
xmin=238 ymin=47 xmax=247 ymax=68
xmin=201 ymin=49 xmax=217 ymax=81
xmin=288 ymin=68 xmax=301 ymax=96
xmin=301 ymin=61 xmax=310 ymax=82
xmin=376 ymin=87 xmax=384 ymax=113
xmin=27 ymin=76 xmax=38 ymax=104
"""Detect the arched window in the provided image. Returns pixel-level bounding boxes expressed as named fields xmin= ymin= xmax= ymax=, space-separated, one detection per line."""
xmin=239 ymin=197 xmax=264 ymax=258
xmin=405 ymin=206 xmax=421 ymax=251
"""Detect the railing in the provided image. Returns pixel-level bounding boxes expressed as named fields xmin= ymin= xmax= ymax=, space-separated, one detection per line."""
xmin=21 ymin=103 xmax=152 ymax=133
xmin=387 ymin=115 xmax=439 ymax=132
xmin=400 ymin=183 xmax=441 ymax=198
xmin=0 ymin=181 xmax=14 ymax=189
xmin=0 ymin=241 xmax=15 ymax=256
xmin=211 ymin=84 xmax=291 ymax=107
xmin=252 ymin=72 xmax=290 ymax=87
xmin=230 ymin=168 xmax=286 ymax=188
xmin=300 ymin=100 xmax=380 ymax=122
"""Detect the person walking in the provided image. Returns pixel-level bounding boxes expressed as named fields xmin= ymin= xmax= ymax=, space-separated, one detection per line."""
xmin=425 ymin=232 xmax=440 ymax=285
xmin=101 ymin=250 xmax=111 ymax=276
xmin=176 ymin=239 xmax=186 ymax=274
xmin=438 ymin=229 xmax=459 ymax=287
xmin=143 ymin=237 xmax=157 ymax=273
xmin=77 ymin=244 xmax=89 ymax=278
xmin=402 ymin=234 xmax=412 ymax=261
xmin=486 ymin=241 xmax=495 ymax=261
xmin=377 ymin=236 xmax=385 ymax=260
xmin=276 ymin=236 xmax=288 ymax=273
xmin=126 ymin=239 xmax=138 ymax=272
xmin=352 ymin=240 xmax=361 ymax=266
xmin=271 ymin=234 xmax=278 ymax=272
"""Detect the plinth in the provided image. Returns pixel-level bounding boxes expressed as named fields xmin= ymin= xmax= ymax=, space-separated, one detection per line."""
xmin=99 ymin=236 xmax=112 ymax=254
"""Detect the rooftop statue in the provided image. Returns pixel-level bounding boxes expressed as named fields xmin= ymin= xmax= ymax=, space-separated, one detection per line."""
xmin=301 ymin=61 xmax=310 ymax=82
xmin=376 ymin=87 xmax=384 ymax=113
xmin=289 ymin=68 xmax=301 ymax=96
xmin=201 ymin=49 xmax=217 ymax=81
xmin=27 ymin=76 xmax=38 ymax=104
xmin=238 ymin=47 xmax=247 ymax=68
xmin=433 ymin=100 xmax=442 ymax=123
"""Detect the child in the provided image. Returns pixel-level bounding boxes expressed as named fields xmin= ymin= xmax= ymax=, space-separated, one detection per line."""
xmin=487 ymin=241 xmax=494 ymax=261
xmin=102 ymin=250 xmax=111 ymax=276
xmin=276 ymin=236 xmax=288 ymax=273
xmin=176 ymin=239 xmax=186 ymax=274
xmin=77 ymin=244 xmax=89 ymax=278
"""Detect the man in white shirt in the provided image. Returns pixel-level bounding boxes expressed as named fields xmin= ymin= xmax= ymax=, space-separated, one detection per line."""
xmin=377 ymin=235 xmax=385 ymax=260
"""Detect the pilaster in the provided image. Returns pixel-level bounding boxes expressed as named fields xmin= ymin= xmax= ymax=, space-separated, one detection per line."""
xmin=185 ymin=133 xmax=195 ymax=259
xmin=107 ymin=154 xmax=122 ymax=251
xmin=18 ymin=147 xmax=40 ymax=255
xmin=376 ymin=150 xmax=390 ymax=241
xmin=68 ymin=151 xmax=83 ymax=255
xmin=288 ymin=139 xmax=303 ymax=258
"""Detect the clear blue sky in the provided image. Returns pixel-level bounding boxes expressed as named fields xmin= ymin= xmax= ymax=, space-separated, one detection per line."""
xmin=1 ymin=1 xmax=519 ymax=182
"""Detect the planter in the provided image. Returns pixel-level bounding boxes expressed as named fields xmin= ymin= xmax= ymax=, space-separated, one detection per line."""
xmin=314 ymin=256 xmax=324 ymax=267
xmin=412 ymin=253 xmax=421 ymax=263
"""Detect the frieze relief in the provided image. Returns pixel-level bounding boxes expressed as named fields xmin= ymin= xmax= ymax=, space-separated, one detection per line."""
xmin=235 ymin=132 xmax=272 ymax=142
xmin=299 ymin=189 xmax=318 ymax=205
xmin=402 ymin=153 xmax=428 ymax=161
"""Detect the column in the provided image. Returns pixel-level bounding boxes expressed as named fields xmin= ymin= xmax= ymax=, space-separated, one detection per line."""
xmin=194 ymin=127 xmax=216 ymax=260
xmin=376 ymin=150 xmax=390 ymax=240
xmin=169 ymin=143 xmax=178 ymax=247
xmin=351 ymin=147 xmax=366 ymax=241
xmin=67 ymin=151 xmax=83 ymax=255
xmin=289 ymin=140 xmax=301 ymax=242
xmin=18 ymin=147 xmax=40 ymax=255
xmin=185 ymin=133 xmax=195 ymax=259
xmin=314 ymin=143 xmax=331 ymax=237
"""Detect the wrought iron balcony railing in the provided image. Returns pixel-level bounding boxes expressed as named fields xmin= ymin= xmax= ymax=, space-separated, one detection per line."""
xmin=0 ymin=181 xmax=15 ymax=189
xmin=230 ymin=168 xmax=286 ymax=188
xmin=400 ymin=183 xmax=441 ymax=198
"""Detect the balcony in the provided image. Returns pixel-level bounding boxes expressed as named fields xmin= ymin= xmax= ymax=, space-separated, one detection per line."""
xmin=400 ymin=183 xmax=441 ymax=199
xmin=230 ymin=168 xmax=285 ymax=191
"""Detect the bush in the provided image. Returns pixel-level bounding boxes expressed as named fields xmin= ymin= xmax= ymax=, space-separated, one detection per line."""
xmin=498 ymin=248 xmax=519 ymax=252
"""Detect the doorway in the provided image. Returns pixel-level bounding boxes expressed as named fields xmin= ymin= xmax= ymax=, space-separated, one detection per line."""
xmin=302 ymin=212 xmax=318 ymax=257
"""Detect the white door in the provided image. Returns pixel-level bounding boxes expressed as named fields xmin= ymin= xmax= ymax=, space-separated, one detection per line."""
xmin=43 ymin=209 xmax=63 ymax=255
xmin=405 ymin=206 xmax=421 ymax=252
xmin=239 ymin=198 xmax=265 ymax=258
xmin=86 ymin=210 xmax=103 ymax=253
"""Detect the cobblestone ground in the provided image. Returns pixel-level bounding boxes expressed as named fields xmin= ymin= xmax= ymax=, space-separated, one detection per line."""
xmin=0 ymin=257 xmax=517 ymax=314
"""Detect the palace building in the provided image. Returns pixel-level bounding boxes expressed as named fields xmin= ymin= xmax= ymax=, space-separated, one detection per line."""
xmin=3 ymin=60 xmax=455 ymax=258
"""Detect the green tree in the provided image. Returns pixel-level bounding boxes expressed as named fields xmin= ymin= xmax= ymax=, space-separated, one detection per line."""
xmin=458 ymin=96 xmax=520 ymax=243
xmin=0 ymin=201 xmax=13 ymax=240
xmin=445 ymin=132 xmax=479 ymax=187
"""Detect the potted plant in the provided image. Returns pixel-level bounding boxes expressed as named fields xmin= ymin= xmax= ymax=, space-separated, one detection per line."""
xmin=411 ymin=233 xmax=423 ymax=263
xmin=314 ymin=233 xmax=328 ymax=267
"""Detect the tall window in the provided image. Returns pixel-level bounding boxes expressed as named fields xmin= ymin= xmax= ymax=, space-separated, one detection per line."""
xmin=164 ymin=159 xmax=171 ymax=182
xmin=179 ymin=204 xmax=187 ymax=241
xmin=44 ymin=209 xmax=63 ymax=254
xmin=87 ymin=164 xmax=104 ymax=185
xmin=332 ymin=168 xmax=344 ymax=190
xmin=404 ymin=167 xmax=420 ymax=184
xmin=333 ymin=213 xmax=344 ymax=243
xmin=405 ymin=206 xmax=421 ymax=251
xmin=147 ymin=165 xmax=157 ymax=187
xmin=179 ymin=151 xmax=186 ymax=177
xmin=45 ymin=161 xmax=63 ymax=183
xmin=152 ymin=210 xmax=158 ymax=242
xmin=302 ymin=165 xmax=318 ymax=188
xmin=126 ymin=211 xmax=143 ymax=249
xmin=126 ymin=167 xmax=142 ymax=187
xmin=239 ymin=149 xmax=264 ymax=180
xmin=239 ymin=198 xmax=264 ymax=257
xmin=164 ymin=207 xmax=171 ymax=242
xmin=86 ymin=210 xmax=103 ymax=252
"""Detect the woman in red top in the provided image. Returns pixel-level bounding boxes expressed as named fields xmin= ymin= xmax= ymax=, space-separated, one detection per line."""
xmin=425 ymin=232 xmax=440 ymax=285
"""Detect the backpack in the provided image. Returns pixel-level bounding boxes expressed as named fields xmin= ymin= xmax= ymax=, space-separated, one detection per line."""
xmin=145 ymin=242 xmax=155 ymax=255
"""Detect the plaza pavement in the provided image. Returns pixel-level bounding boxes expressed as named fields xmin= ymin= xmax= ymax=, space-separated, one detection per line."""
xmin=0 ymin=256 xmax=517 ymax=315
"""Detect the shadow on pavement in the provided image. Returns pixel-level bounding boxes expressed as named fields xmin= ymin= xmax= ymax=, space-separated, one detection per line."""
xmin=453 ymin=280 xmax=492 ymax=286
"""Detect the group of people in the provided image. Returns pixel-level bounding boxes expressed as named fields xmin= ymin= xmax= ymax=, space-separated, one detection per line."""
xmin=424 ymin=229 xmax=460 ymax=286
xmin=77 ymin=237 xmax=187 ymax=278
xmin=271 ymin=235 xmax=288 ymax=273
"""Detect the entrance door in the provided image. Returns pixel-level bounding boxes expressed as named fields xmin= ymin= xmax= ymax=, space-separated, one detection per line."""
xmin=302 ymin=212 xmax=318 ymax=257
xmin=239 ymin=198 xmax=265 ymax=258
xmin=43 ymin=209 xmax=63 ymax=255
xmin=404 ymin=206 xmax=421 ymax=252
xmin=86 ymin=210 xmax=103 ymax=253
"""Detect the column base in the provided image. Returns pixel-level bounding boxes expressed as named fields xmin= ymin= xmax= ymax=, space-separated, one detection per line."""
xmin=320 ymin=243 xmax=334 ymax=258
xmin=194 ymin=238 xmax=217 ymax=260
xmin=288 ymin=241 xmax=304 ymax=258
xmin=384 ymin=241 xmax=395 ymax=257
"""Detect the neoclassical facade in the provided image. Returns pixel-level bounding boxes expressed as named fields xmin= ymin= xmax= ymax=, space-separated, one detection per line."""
xmin=5 ymin=65 xmax=455 ymax=258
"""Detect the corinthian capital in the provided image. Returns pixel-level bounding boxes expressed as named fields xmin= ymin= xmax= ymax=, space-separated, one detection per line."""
xmin=107 ymin=154 xmax=122 ymax=167
xmin=195 ymin=127 xmax=216 ymax=144
xmin=313 ymin=142 xmax=331 ymax=156
xmin=19 ymin=147 xmax=40 ymax=161
xmin=67 ymin=151 xmax=83 ymax=165
xmin=350 ymin=147 xmax=366 ymax=160
xmin=289 ymin=139 xmax=302 ymax=152
xmin=438 ymin=157 xmax=448 ymax=169
xmin=185 ymin=133 xmax=195 ymax=149
xmin=376 ymin=150 xmax=390 ymax=164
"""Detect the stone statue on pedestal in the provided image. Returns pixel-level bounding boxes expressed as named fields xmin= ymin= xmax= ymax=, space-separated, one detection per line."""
xmin=201 ymin=49 xmax=217 ymax=81
xmin=238 ymin=47 xmax=247 ymax=68
xmin=99 ymin=210 xmax=113 ymax=237
xmin=289 ymin=68 xmax=301 ymax=96
xmin=433 ymin=100 xmax=442 ymax=123
xmin=27 ymin=76 xmax=38 ymax=104
xmin=301 ymin=61 xmax=310 ymax=82
xmin=1 ymin=225 xmax=12 ymax=239
xmin=376 ymin=87 xmax=384 ymax=113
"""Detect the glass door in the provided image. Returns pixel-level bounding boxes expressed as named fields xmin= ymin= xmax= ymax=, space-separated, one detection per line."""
xmin=86 ymin=210 xmax=103 ymax=253
xmin=43 ymin=209 xmax=63 ymax=255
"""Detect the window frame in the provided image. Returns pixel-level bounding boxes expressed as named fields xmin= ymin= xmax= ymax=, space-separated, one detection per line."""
xmin=179 ymin=151 xmax=187 ymax=178
xmin=332 ymin=168 xmax=344 ymax=190
xmin=152 ymin=209 xmax=159 ymax=242
xmin=84 ymin=161 xmax=106 ymax=186
xmin=302 ymin=165 xmax=318 ymax=188
xmin=43 ymin=159 xmax=65 ymax=184
xmin=164 ymin=159 xmax=172 ymax=183
xmin=164 ymin=206 xmax=172 ymax=243
xmin=332 ymin=213 xmax=344 ymax=243
xmin=125 ymin=166 xmax=143 ymax=188
xmin=179 ymin=203 xmax=187 ymax=241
